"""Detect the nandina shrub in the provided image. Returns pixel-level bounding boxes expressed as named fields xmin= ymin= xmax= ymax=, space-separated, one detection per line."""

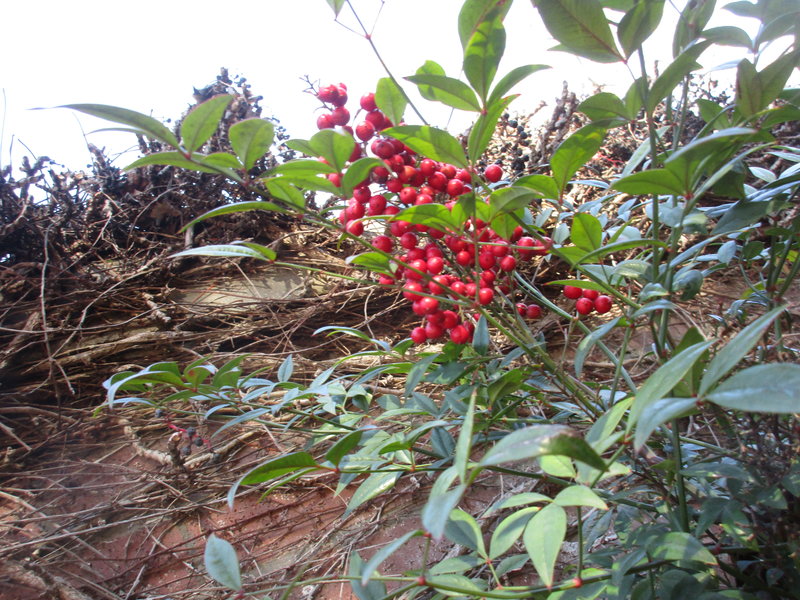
xmin=82 ymin=0 xmax=800 ymax=598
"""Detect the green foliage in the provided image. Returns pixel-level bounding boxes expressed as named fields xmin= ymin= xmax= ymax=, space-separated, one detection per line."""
xmin=79 ymin=0 xmax=800 ymax=597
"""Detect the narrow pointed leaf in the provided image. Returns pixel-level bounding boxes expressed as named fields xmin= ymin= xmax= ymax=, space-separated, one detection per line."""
xmin=405 ymin=75 xmax=481 ymax=111
xmin=458 ymin=0 xmax=512 ymax=49
xmin=468 ymin=95 xmax=516 ymax=163
xmin=181 ymin=95 xmax=232 ymax=153
xmin=375 ymin=77 xmax=406 ymax=127
xmin=699 ymin=306 xmax=785 ymax=395
xmin=551 ymin=124 xmax=607 ymax=195
xmin=532 ymin=0 xmax=623 ymax=63
xmin=635 ymin=396 xmax=699 ymax=449
xmin=62 ymin=103 xmax=180 ymax=147
xmin=446 ymin=509 xmax=486 ymax=555
xmin=553 ymin=485 xmax=608 ymax=509
xmin=647 ymin=41 xmax=711 ymax=114
xmin=360 ymin=530 xmax=421 ymax=585
xmin=308 ymin=129 xmax=356 ymax=173
xmin=125 ymin=151 xmax=222 ymax=174
xmin=414 ymin=60 xmax=447 ymax=101
xmin=612 ymin=168 xmax=686 ymax=196
xmin=617 ymin=0 xmax=664 ymax=58
xmin=171 ymin=243 xmax=275 ymax=262
xmin=382 ymin=126 xmax=467 ymax=168
xmin=463 ymin=13 xmax=506 ymax=103
xmin=349 ymin=552 xmax=387 ymax=600
xmin=489 ymin=65 xmax=550 ymax=106
xmin=204 ymin=535 xmax=242 ymax=591
xmin=523 ymin=503 xmax=566 ymax=588
xmin=490 ymin=507 xmax=540 ymax=559
xmin=345 ymin=470 xmax=400 ymax=517
xmin=646 ymin=532 xmax=716 ymax=565
xmin=570 ymin=213 xmax=603 ymax=251
xmin=628 ymin=341 xmax=713 ymax=442
xmin=229 ymin=118 xmax=275 ymax=171
xmin=480 ymin=425 xmax=606 ymax=470
xmin=182 ymin=201 xmax=288 ymax=231
xmin=706 ymin=364 xmax=800 ymax=413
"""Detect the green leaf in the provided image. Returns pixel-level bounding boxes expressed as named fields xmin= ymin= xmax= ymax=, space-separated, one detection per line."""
xmin=405 ymin=74 xmax=481 ymax=111
xmin=171 ymin=242 xmax=276 ymax=262
xmin=360 ymin=530 xmax=421 ymax=585
xmin=532 ymin=0 xmax=623 ymax=63
xmin=553 ymin=485 xmax=608 ymax=509
xmin=229 ymin=118 xmax=275 ymax=171
xmin=699 ymin=306 xmax=786 ymax=395
xmin=61 ymin=103 xmax=180 ymax=147
xmin=635 ymin=396 xmax=698 ymax=449
xmin=325 ymin=429 xmax=364 ymax=467
xmin=271 ymin=159 xmax=337 ymax=176
xmin=646 ymin=532 xmax=717 ymax=565
xmin=346 ymin=252 xmax=393 ymax=276
xmin=490 ymin=507 xmax=540 ymax=559
xmin=182 ymin=201 xmax=287 ymax=231
xmin=395 ymin=203 xmax=456 ymax=231
xmin=706 ymin=364 xmax=800 ymax=414
xmin=426 ymin=574 xmax=487 ymax=596
xmin=414 ymin=60 xmax=447 ymax=101
xmin=612 ymin=168 xmax=686 ymax=196
xmin=180 ymin=95 xmax=232 ymax=153
xmin=446 ymin=509 xmax=486 ymax=555
xmin=488 ymin=64 xmax=550 ymax=106
xmin=571 ymin=213 xmax=603 ymax=251
xmin=349 ymin=552 xmax=387 ymax=600
xmin=489 ymin=186 xmax=538 ymax=216
xmin=702 ymin=26 xmax=753 ymax=49
xmin=551 ymin=124 xmax=607 ymax=195
xmin=479 ymin=425 xmax=606 ymax=470
xmin=736 ymin=52 xmax=800 ymax=117
xmin=524 ymin=503 xmax=567 ymax=589
xmin=579 ymin=92 xmax=633 ymax=121
xmin=672 ymin=0 xmax=715 ymax=57
xmin=342 ymin=157 xmax=384 ymax=198
xmin=228 ymin=451 xmax=319 ymax=507
xmin=468 ymin=95 xmax=516 ymax=163
xmin=382 ymin=125 xmax=467 ymax=168
xmin=375 ymin=77 xmax=406 ymax=127
xmin=628 ymin=341 xmax=713 ymax=445
xmin=458 ymin=0 xmax=512 ymax=49
xmin=204 ymin=535 xmax=242 ymax=591
xmin=325 ymin=0 xmax=345 ymax=16
xmin=265 ymin=178 xmax=312 ymax=209
xmin=454 ymin=391 xmax=476 ymax=483
xmin=202 ymin=152 xmax=243 ymax=169
xmin=617 ymin=0 xmax=664 ymax=58
xmin=125 ymin=151 xmax=224 ymax=174
xmin=575 ymin=317 xmax=621 ymax=377
xmin=308 ymin=129 xmax=356 ymax=173
xmin=345 ymin=470 xmax=401 ymax=517
xmin=463 ymin=12 xmax=506 ymax=103
xmin=647 ymin=41 xmax=711 ymax=114
xmin=473 ymin=315 xmax=490 ymax=355
xmin=515 ymin=174 xmax=561 ymax=199
xmin=422 ymin=467 xmax=466 ymax=540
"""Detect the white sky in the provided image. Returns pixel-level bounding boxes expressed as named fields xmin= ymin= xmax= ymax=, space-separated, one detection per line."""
xmin=1 ymin=1 xmax=793 ymax=172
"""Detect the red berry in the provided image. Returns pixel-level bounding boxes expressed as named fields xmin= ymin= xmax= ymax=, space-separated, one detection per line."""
xmin=594 ymin=295 xmax=612 ymax=314
xmin=365 ymin=110 xmax=386 ymax=129
xmin=516 ymin=302 xmax=527 ymax=316
xmin=491 ymin=241 xmax=509 ymax=257
xmin=525 ymin=304 xmax=542 ymax=319
xmin=402 ymin=282 xmax=424 ymax=301
xmin=316 ymin=113 xmax=335 ymax=129
xmin=428 ymin=171 xmax=448 ymax=191
xmin=367 ymin=195 xmax=387 ymax=215
xmin=371 ymin=139 xmax=395 ymax=159
xmin=427 ymin=256 xmax=444 ymax=275
xmin=499 ymin=255 xmax=517 ymax=272
xmin=386 ymin=178 xmax=403 ymax=193
xmin=399 ymin=187 xmax=417 ymax=205
xmin=484 ymin=164 xmax=503 ymax=182
xmin=355 ymin=121 xmax=375 ymax=141
xmin=415 ymin=192 xmax=433 ymax=205
xmin=477 ymin=287 xmax=494 ymax=305
xmin=346 ymin=219 xmax=364 ymax=236
xmin=446 ymin=178 xmax=464 ymax=197
xmin=582 ymin=288 xmax=599 ymax=301
xmin=576 ymin=297 xmax=594 ymax=315
xmin=456 ymin=168 xmax=472 ymax=183
xmin=456 ymin=250 xmax=473 ymax=266
xmin=424 ymin=322 xmax=443 ymax=339
xmin=418 ymin=296 xmax=439 ymax=314
xmin=450 ymin=325 xmax=469 ymax=344
xmin=478 ymin=252 xmax=496 ymax=270
xmin=440 ymin=164 xmax=456 ymax=179
xmin=410 ymin=326 xmax=428 ymax=344
xmin=360 ymin=92 xmax=377 ymax=112
xmin=372 ymin=235 xmax=393 ymax=253
xmin=400 ymin=232 xmax=418 ymax=250
xmin=516 ymin=236 xmax=536 ymax=260
xmin=442 ymin=310 xmax=459 ymax=329
xmin=331 ymin=106 xmax=350 ymax=126
xmin=450 ymin=280 xmax=466 ymax=297
xmin=563 ymin=285 xmax=583 ymax=299
xmin=419 ymin=159 xmax=437 ymax=177
xmin=353 ymin=186 xmax=371 ymax=203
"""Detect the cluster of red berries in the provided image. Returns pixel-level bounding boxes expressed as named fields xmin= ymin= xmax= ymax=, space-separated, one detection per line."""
xmin=314 ymin=83 xmax=553 ymax=344
xmin=562 ymin=285 xmax=613 ymax=315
